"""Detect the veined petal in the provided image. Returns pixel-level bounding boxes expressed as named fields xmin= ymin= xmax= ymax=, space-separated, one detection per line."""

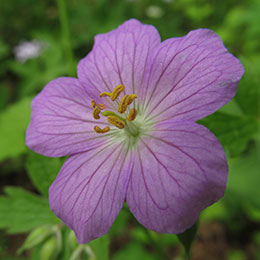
xmin=141 ymin=29 xmax=244 ymax=122
xmin=77 ymin=19 xmax=161 ymax=97
xmin=49 ymin=141 xmax=132 ymax=243
xmin=26 ymin=77 xmax=109 ymax=157
xmin=126 ymin=121 xmax=227 ymax=234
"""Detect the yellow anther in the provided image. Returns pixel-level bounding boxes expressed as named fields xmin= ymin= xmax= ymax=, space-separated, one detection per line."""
xmin=94 ymin=126 xmax=110 ymax=134
xmin=126 ymin=94 xmax=137 ymax=105
xmin=91 ymin=99 xmax=96 ymax=108
xmin=118 ymin=94 xmax=138 ymax=113
xmin=107 ymin=116 xmax=125 ymax=129
xmin=127 ymin=108 xmax=137 ymax=121
xmin=91 ymin=99 xmax=106 ymax=110
xmin=93 ymin=106 xmax=101 ymax=120
xmin=111 ymin=84 xmax=125 ymax=101
xmin=100 ymin=92 xmax=112 ymax=98
xmin=118 ymin=94 xmax=129 ymax=113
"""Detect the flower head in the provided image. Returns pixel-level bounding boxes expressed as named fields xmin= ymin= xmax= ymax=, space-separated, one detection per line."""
xmin=26 ymin=19 xmax=244 ymax=243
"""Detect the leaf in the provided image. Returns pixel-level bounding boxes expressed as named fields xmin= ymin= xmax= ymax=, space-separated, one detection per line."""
xmin=26 ymin=151 xmax=63 ymax=197
xmin=177 ymin=222 xmax=198 ymax=256
xmin=40 ymin=236 xmax=60 ymax=260
xmin=0 ymin=39 xmax=10 ymax=59
xmin=0 ymin=187 xmax=60 ymax=233
xmin=111 ymin=242 xmax=158 ymax=260
xmin=61 ymin=228 xmax=77 ymax=260
xmin=0 ymin=97 xmax=32 ymax=161
xmin=18 ymin=225 xmax=55 ymax=254
xmin=0 ymin=85 xmax=9 ymax=110
xmin=89 ymin=235 xmax=110 ymax=260
xmin=199 ymin=111 xmax=258 ymax=157
xmin=200 ymin=199 xmax=228 ymax=221
xmin=227 ymin=142 xmax=260 ymax=209
xmin=68 ymin=236 xmax=110 ymax=260
xmin=109 ymin=207 xmax=130 ymax=235
xmin=235 ymin=57 xmax=260 ymax=117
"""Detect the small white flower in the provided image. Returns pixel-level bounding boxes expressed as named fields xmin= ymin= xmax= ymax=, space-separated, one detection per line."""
xmin=14 ymin=40 xmax=45 ymax=63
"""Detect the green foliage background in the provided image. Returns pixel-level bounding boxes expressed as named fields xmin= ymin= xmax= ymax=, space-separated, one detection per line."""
xmin=0 ymin=0 xmax=259 ymax=259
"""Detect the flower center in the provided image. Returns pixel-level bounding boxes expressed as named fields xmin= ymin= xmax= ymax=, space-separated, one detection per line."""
xmin=91 ymin=85 xmax=139 ymax=135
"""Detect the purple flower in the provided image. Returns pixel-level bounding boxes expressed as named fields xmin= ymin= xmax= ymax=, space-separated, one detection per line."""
xmin=26 ymin=19 xmax=244 ymax=243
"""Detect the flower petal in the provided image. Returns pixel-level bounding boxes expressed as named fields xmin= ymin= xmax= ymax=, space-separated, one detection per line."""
xmin=26 ymin=77 xmax=109 ymax=157
xmin=141 ymin=29 xmax=244 ymax=122
xmin=49 ymin=141 xmax=132 ymax=243
xmin=77 ymin=19 xmax=161 ymax=97
xmin=126 ymin=121 xmax=227 ymax=234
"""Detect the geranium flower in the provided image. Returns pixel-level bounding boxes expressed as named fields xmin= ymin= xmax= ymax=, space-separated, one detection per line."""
xmin=26 ymin=19 xmax=244 ymax=243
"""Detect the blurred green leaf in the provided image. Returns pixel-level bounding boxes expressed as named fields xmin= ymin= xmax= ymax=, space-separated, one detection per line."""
xmin=218 ymin=99 xmax=243 ymax=117
xmin=18 ymin=225 xmax=55 ymax=254
xmin=0 ymin=39 xmax=10 ymax=59
xmin=28 ymin=244 xmax=43 ymax=260
xmin=62 ymin=229 xmax=78 ymax=260
xmin=0 ymin=97 xmax=32 ymax=161
xmin=69 ymin=245 xmax=86 ymax=260
xmin=68 ymin=236 xmax=110 ymax=260
xmin=243 ymin=203 xmax=260 ymax=222
xmin=130 ymin=228 xmax=149 ymax=244
xmin=26 ymin=151 xmax=63 ymax=197
xmin=235 ymin=57 xmax=260 ymax=117
xmin=0 ymin=85 xmax=9 ymax=110
xmin=89 ymin=235 xmax=110 ymax=260
xmin=0 ymin=187 xmax=60 ymax=233
xmin=227 ymin=142 xmax=260 ymax=209
xmin=40 ymin=236 xmax=60 ymax=260
xmin=109 ymin=207 xmax=130 ymax=236
xmin=156 ymin=233 xmax=179 ymax=247
xmin=200 ymin=199 xmax=228 ymax=221
xmin=199 ymin=111 xmax=258 ymax=157
xmin=111 ymin=242 xmax=158 ymax=260
xmin=227 ymin=250 xmax=247 ymax=260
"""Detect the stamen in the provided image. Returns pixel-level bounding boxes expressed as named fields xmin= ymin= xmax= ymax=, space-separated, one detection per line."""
xmin=111 ymin=84 xmax=125 ymax=101
xmin=93 ymin=106 xmax=101 ymax=120
xmin=91 ymin=99 xmax=96 ymax=108
xmin=107 ymin=116 xmax=125 ymax=129
xmin=100 ymin=92 xmax=112 ymax=98
xmin=127 ymin=108 xmax=137 ymax=121
xmin=126 ymin=94 xmax=137 ymax=105
xmin=93 ymin=86 xmax=138 ymax=134
xmin=94 ymin=126 xmax=110 ymax=134
xmin=118 ymin=94 xmax=129 ymax=113
xmin=97 ymin=103 xmax=106 ymax=110
xmin=91 ymin=99 xmax=106 ymax=110
xmin=118 ymin=94 xmax=138 ymax=113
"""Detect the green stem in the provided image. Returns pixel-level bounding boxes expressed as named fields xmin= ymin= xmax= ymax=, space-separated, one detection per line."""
xmin=57 ymin=0 xmax=75 ymax=76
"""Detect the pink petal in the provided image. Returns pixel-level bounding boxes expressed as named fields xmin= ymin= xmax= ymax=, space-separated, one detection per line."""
xmin=49 ymin=141 xmax=132 ymax=243
xmin=141 ymin=29 xmax=244 ymax=122
xmin=126 ymin=120 xmax=227 ymax=234
xmin=77 ymin=19 xmax=161 ymax=97
xmin=26 ymin=77 xmax=108 ymax=157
